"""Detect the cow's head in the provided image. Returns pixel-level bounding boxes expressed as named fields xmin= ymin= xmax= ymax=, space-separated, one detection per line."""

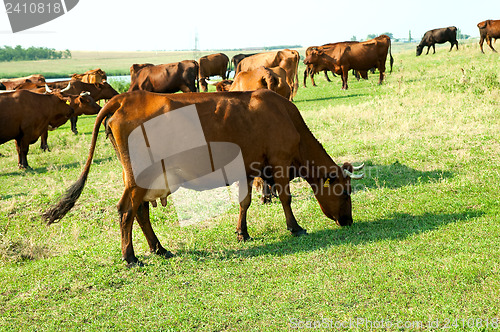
xmin=214 ymin=80 xmax=233 ymax=92
xmin=309 ymin=162 xmax=364 ymax=226
xmin=416 ymin=45 xmax=423 ymax=56
xmin=303 ymin=48 xmax=324 ymax=65
xmin=96 ymin=82 xmax=119 ymax=100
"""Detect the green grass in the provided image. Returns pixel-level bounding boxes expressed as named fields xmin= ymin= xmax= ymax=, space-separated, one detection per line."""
xmin=1 ymin=40 xmax=500 ymax=331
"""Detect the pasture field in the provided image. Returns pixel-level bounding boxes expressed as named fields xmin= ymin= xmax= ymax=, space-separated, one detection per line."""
xmin=1 ymin=41 xmax=500 ymax=331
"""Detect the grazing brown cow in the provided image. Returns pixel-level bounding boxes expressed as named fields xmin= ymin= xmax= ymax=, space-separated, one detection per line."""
xmin=71 ymin=68 xmax=107 ymax=83
xmin=0 ymin=90 xmax=100 ymax=168
xmin=43 ymin=89 xmax=364 ymax=264
xmin=129 ymin=60 xmax=199 ymax=93
xmin=0 ymin=74 xmax=46 ymax=90
xmin=304 ymin=35 xmax=393 ymax=90
xmin=477 ymin=20 xmax=500 ymax=53
xmin=220 ymin=66 xmax=291 ymax=100
xmin=416 ymin=26 xmax=458 ymax=56
xmin=198 ymin=53 xmax=230 ymax=92
xmin=236 ymin=49 xmax=299 ymax=99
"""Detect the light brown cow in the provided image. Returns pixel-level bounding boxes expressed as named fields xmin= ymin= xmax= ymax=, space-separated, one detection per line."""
xmin=236 ymin=49 xmax=299 ymax=99
xmin=43 ymin=89 xmax=364 ymax=265
xmin=198 ymin=53 xmax=229 ymax=92
xmin=477 ymin=20 xmax=500 ymax=53
xmin=0 ymin=74 xmax=46 ymax=90
xmin=217 ymin=66 xmax=291 ymax=100
xmin=71 ymin=68 xmax=107 ymax=84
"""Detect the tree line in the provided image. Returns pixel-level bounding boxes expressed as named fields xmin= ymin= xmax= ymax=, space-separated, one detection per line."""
xmin=0 ymin=45 xmax=71 ymax=62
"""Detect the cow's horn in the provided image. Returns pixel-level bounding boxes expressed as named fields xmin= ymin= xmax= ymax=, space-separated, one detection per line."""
xmin=343 ymin=169 xmax=364 ymax=179
xmin=61 ymin=82 xmax=71 ymax=92
xmin=80 ymin=91 xmax=90 ymax=96
xmin=353 ymin=163 xmax=365 ymax=171
xmin=45 ymin=84 xmax=52 ymax=93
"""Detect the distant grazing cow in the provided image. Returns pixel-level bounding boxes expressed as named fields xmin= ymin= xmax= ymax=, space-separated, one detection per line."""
xmin=198 ymin=53 xmax=229 ymax=92
xmin=71 ymin=68 xmax=107 ymax=83
xmin=215 ymin=66 xmax=291 ymax=100
xmin=416 ymin=26 xmax=458 ymax=56
xmin=0 ymin=74 xmax=46 ymax=90
xmin=304 ymin=35 xmax=393 ymax=90
xmin=0 ymin=90 xmax=100 ymax=168
xmin=477 ymin=20 xmax=500 ymax=53
xmin=236 ymin=49 xmax=299 ymax=99
xmin=229 ymin=53 xmax=257 ymax=76
xmin=43 ymin=89 xmax=364 ymax=264
xmin=129 ymin=60 xmax=199 ymax=93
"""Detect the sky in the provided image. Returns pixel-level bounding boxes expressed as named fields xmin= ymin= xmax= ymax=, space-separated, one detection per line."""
xmin=0 ymin=0 xmax=499 ymax=51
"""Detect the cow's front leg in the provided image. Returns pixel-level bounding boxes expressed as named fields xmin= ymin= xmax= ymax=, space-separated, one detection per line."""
xmin=70 ymin=116 xmax=78 ymax=135
xmin=40 ymin=130 xmax=49 ymax=151
xmin=341 ymin=68 xmax=349 ymax=90
xmin=273 ymin=174 xmax=306 ymax=236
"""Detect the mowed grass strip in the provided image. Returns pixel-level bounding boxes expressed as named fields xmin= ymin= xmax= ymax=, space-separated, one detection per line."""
xmin=0 ymin=41 xmax=499 ymax=330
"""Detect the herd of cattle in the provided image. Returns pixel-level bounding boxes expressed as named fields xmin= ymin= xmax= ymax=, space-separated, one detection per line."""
xmin=2 ymin=20 xmax=499 ymax=264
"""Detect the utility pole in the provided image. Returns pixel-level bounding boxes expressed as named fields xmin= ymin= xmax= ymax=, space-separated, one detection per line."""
xmin=193 ymin=30 xmax=200 ymax=60
xmin=409 ymin=30 xmax=412 ymax=43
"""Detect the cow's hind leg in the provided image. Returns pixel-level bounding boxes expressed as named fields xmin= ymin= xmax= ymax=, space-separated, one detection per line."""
xmin=487 ymin=37 xmax=497 ymax=52
xmin=117 ymin=187 xmax=146 ymax=265
xmin=136 ymin=201 xmax=173 ymax=258
xmin=15 ymin=139 xmax=30 ymax=169
xmin=324 ymin=70 xmax=333 ymax=81
xmin=236 ymin=179 xmax=253 ymax=241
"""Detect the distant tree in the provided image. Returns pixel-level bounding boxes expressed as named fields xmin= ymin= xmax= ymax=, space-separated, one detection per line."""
xmin=456 ymin=28 xmax=470 ymax=40
xmin=351 ymin=35 xmax=357 ymax=41
xmin=409 ymin=30 xmax=412 ymax=42
xmin=64 ymin=49 xmax=72 ymax=58
xmin=367 ymin=34 xmax=377 ymax=40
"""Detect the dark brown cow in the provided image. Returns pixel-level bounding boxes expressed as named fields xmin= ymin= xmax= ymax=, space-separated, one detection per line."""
xmin=17 ymin=80 xmax=117 ymax=137
xmin=416 ymin=26 xmax=458 ymax=56
xmin=236 ymin=49 xmax=299 ymax=99
xmin=0 ymin=90 xmax=100 ymax=168
xmin=71 ymin=68 xmax=107 ymax=83
xmin=130 ymin=63 xmax=154 ymax=84
xmin=223 ymin=66 xmax=291 ymax=100
xmin=43 ymin=89 xmax=364 ymax=264
xmin=478 ymin=20 xmax=500 ymax=53
xmin=229 ymin=53 xmax=257 ymax=75
xmin=198 ymin=53 xmax=230 ymax=92
xmin=129 ymin=61 xmax=199 ymax=93
xmin=304 ymin=35 xmax=393 ymax=90
xmin=0 ymin=74 xmax=46 ymax=90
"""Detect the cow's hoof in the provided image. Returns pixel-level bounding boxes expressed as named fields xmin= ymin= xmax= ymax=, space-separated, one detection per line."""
xmin=291 ymin=228 xmax=308 ymax=237
xmin=155 ymin=248 xmax=174 ymax=259
xmin=236 ymin=232 xmax=252 ymax=242
xmin=72 ymin=130 xmax=78 ymax=135
xmin=126 ymin=260 xmax=144 ymax=268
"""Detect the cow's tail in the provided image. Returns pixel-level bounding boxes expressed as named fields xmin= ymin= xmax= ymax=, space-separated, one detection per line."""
xmin=43 ymin=98 xmax=123 ymax=225
xmin=389 ymin=38 xmax=394 ymax=74
xmin=292 ymin=51 xmax=300 ymax=98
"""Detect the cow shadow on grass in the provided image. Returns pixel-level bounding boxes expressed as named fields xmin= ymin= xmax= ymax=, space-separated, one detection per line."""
xmin=352 ymin=160 xmax=454 ymax=191
xmin=175 ymin=210 xmax=484 ymax=261
xmin=296 ymin=93 xmax=366 ymax=103
xmin=0 ymin=157 xmax=114 ymax=177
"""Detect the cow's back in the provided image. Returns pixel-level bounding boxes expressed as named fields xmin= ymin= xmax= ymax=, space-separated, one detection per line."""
xmin=106 ymin=90 xmax=301 ymax=176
